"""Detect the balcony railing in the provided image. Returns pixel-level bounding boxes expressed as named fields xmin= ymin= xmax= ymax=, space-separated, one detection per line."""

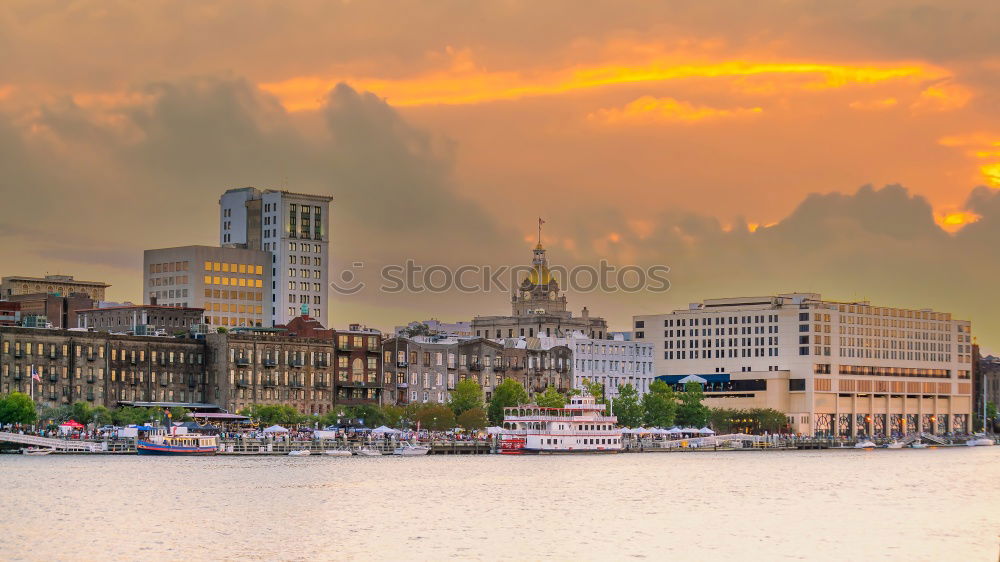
xmin=235 ymin=358 xmax=250 ymax=367
xmin=87 ymin=376 xmax=95 ymax=384
xmin=396 ymin=361 xmax=408 ymax=368
xmin=86 ymin=354 xmax=96 ymax=362
xmin=49 ymin=393 xmax=58 ymax=401
xmin=12 ymin=373 xmax=22 ymax=381
xmin=13 ymin=350 xmax=23 ymax=358
xmin=314 ymin=381 xmax=329 ymax=389
xmin=290 ymin=381 xmax=304 ymax=388
xmin=469 ymin=364 xmax=482 ymax=371
xmin=187 ymin=377 xmax=198 ymax=388
xmin=48 ymin=374 xmax=58 ymax=382
xmin=263 ymin=359 xmax=277 ymax=368
xmin=86 ymin=392 xmax=95 ymax=401
xmin=236 ymin=380 xmax=249 ymax=388
xmin=289 ymin=360 xmax=304 ymax=368
xmin=159 ymin=379 xmax=168 ymax=387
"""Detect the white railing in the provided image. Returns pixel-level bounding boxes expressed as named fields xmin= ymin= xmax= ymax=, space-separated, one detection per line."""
xmin=0 ymin=432 xmax=100 ymax=452
xmin=504 ymin=415 xmax=617 ymax=423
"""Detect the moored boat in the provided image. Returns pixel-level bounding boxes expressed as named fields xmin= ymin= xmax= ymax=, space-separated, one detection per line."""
xmin=322 ymin=449 xmax=352 ymax=457
xmin=288 ymin=449 xmax=312 ymax=456
xmin=355 ymin=448 xmax=383 ymax=457
xmin=966 ymin=436 xmax=995 ymax=447
xmin=499 ymin=393 xmax=622 ymax=454
xmin=854 ymin=440 xmax=877 ymax=449
xmin=22 ymin=448 xmax=54 ymax=456
xmin=393 ymin=443 xmax=430 ymax=456
xmin=136 ymin=428 xmax=217 ymax=456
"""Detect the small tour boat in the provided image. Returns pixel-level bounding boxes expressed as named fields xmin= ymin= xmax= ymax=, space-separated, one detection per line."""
xmin=288 ymin=449 xmax=312 ymax=456
xmin=137 ymin=429 xmax=218 ymax=456
xmin=22 ymin=448 xmax=54 ymax=456
xmin=393 ymin=443 xmax=430 ymax=456
xmin=910 ymin=441 xmax=928 ymax=449
xmin=854 ymin=440 xmax=877 ymax=449
xmin=885 ymin=441 xmax=905 ymax=449
xmin=322 ymin=449 xmax=352 ymax=457
xmin=355 ymin=448 xmax=383 ymax=457
xmin=966 ymin=436 xmax=995 ymax=447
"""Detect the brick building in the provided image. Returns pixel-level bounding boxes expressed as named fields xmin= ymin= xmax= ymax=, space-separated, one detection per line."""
xmin=5 ymin=292 xmax=96 ymax=329
xmin=77 ymin=304 xmax=205 ymax=334
xmin=0 ymin=327 xmax=207 ymax=411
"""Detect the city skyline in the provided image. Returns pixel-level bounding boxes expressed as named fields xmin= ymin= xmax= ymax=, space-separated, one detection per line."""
xmin=1 ymin=1 xmax=999 ymax=348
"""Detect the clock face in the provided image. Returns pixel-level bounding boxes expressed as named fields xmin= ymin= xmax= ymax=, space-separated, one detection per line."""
xmin=522 ymin=291 xmax=531 ymax=299
xmin=549 ymin=291 xmax=556 ymax=300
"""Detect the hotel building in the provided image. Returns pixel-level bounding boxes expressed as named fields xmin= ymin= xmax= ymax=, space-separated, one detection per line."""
xmin=634 ymin=293 xmax=973 ymax=436
xmin=143 ymin=245 xmax=271 ymax=328
xmin=219 ymin=188 xmax=332 ymax=326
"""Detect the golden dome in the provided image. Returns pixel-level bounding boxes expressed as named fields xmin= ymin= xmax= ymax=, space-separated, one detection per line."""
xmin=526 ymin=265 xmax=553 ymax=286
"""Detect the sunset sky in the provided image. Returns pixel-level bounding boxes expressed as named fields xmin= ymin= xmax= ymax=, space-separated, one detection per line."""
xmin=1 ymin=2 xmax=999 ymax=348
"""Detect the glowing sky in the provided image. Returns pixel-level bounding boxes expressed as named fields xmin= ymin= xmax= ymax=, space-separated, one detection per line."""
xmin=1 ymin=1 xmax=999 ymax=347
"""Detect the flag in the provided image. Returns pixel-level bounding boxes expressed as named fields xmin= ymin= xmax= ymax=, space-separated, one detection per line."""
xmin=31 ymin=366 xmax=40 ymax=382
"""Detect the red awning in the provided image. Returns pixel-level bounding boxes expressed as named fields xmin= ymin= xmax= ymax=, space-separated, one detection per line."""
xmin=61 ymin=419 xmax=85 ymax=428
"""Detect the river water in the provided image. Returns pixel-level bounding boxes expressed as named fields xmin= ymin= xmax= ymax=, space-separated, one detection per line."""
xmin=1 ymin=447 xmax=997 ymax=561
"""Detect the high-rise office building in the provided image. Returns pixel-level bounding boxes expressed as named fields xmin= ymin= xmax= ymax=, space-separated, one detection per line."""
xmin=219 ymin=188 xmax=332 ymax=326
xmin=143 ymin=245 xmax=271 ymax=328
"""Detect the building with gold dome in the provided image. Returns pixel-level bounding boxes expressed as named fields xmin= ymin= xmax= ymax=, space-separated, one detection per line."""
xmin=471 ymin=237 xmax=608 ymax=340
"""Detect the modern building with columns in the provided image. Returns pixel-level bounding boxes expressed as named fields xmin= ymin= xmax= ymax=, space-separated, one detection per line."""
xmin=634 ymin=293 xmax=973 ymax=437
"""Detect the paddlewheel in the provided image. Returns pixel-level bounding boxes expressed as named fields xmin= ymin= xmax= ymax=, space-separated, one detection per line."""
xmin=499 ymin=436 xmax=526 ymax=455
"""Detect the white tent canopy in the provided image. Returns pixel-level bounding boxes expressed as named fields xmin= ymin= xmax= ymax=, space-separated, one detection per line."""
xmin=372 ymin=425 xmax=401 ymax=434
xmin=486 ymin=426 xmax=504 ymax=435
xmin=666 ymin=427 xmax=683 ymax=434
xmin=263 ymin=425 xmax=289 ymax=433
xmin=699 ymin=427 xmax=715 ymax=434
xmin=677 ymin=375 xmax=708 ymax=384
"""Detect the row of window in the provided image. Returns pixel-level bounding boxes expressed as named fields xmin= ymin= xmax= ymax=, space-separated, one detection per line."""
xmin=204 ymin=262 xmax=265 ymax=275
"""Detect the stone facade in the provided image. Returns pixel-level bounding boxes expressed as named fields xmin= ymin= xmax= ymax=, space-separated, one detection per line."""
xmin=381 ymin=336 xmax=573 ymax=405
xmin=0 ymin=327 xmax=207 ymax=410
xmin=206 ymin=331 xmax=336 ymax=416
xmin=1 ymin=275 xmax=110 ymax=301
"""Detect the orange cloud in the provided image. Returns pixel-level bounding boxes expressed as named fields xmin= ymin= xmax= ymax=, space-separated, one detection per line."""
xmin=590 ymin=96 xmax=762 ymax=124
xmin=934 ymin=210 xmax=981 ymax=233
xmin=260 ymin=51 xmax=948 ymax=110
xmin=939 ymin=134 xmax=1000 ymax=187
xmin=849 ymin=97 xmax=898 ymax=110
xmin=911 ymin=82 xmax=973 ymax=112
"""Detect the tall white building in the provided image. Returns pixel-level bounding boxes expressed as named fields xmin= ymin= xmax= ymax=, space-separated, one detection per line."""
xmin=538 ymin=332 xmax=655 ymax=398
xmin=634 ymin=293 xmax=973 ymax=436
xmin=219 ymin=188 xmax=333 ymax=326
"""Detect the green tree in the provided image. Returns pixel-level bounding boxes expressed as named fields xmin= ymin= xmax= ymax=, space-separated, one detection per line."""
xmin=449 ymin=379 xmax=484 ymax=416
xmin=534 ymin=386 xmax=567 ymax=408
xmin=413 ymin=403 xmax=456 ymax=431
xmin=240 ymin=404 xmax=303 ymax=426
xmin=0 ymin=392 xmax=37 ymax=425
xmin=987 ymin=401 xmax=998 ymax=433
xmin=642 ymin=380 xmax=677 ymax=428
xmin=487 ymin=379 xmax=530 ymax=424
xmin=613 ymin=384 xmax=643 ymax=427
xmin=457 ymin=407 xmax=488 ymax=430
xmin=168 ymin=407 xmax=191 ymax=422
xmin=581 ymin=378 xmax=606 ymax=404
xmin=111 ymin=406 xmax=155 ymax=426
xmin=40 ymin=405 xmax=73 ymax=424
xmin=676 ymin=381 xmax=710 ymax=427
xmin=69 ymin=402 xmax=93 ymax=425
xmin=92 ymin=405 xmax=113 ymax=426
xmin=402 ymin=323 xmax=431 ymax=338
xmin=381 ymin=404 xmax=405 ymax=428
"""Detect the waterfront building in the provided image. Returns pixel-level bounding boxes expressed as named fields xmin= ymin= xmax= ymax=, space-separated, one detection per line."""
xmin=471 ymin=240 xmax=607 ymax=340
xmin=143 ymin=245 xmax=271 ymax=329
xmin=541 ymin=332 xmax=655 ymax=398
xmin=279 ymin=314 xmax=385 ymax=407
xmin=77 ymin=304 xmax=205 ymax=335
xmin=0 ymin=302 xmax=20 ymax=326
xmin=975 ymin=348 xmax=1000 ymax=427
xmin=497 ymin=339 xmax=573 ymax=395
xmin=0 ymin=326 xmax=208 ymax=410
xmin=634 ymin=293 xmax=974 ymax=436
xmin=206 ymin=329 xmax=335 ymax=416
xmin=1 ymin=274 xmax=110 ymax=301
xmin=218 ymin=187 xmax=332 ymax=326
